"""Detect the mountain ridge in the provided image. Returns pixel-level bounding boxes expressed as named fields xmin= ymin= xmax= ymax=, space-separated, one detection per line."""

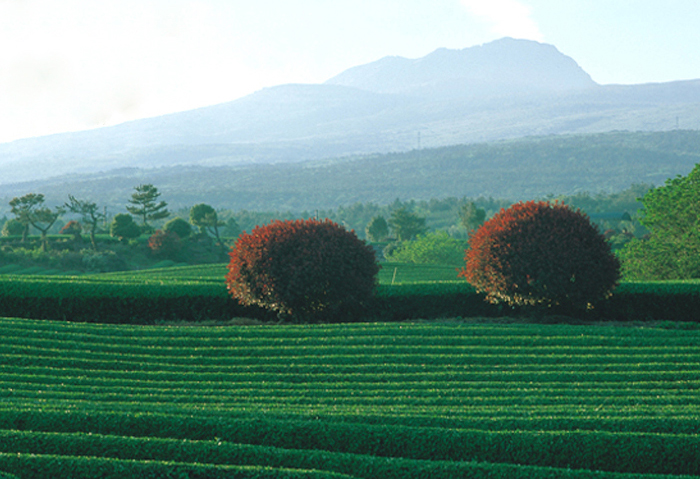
xmin=325 ymin=37 xmax=597 ymax=95
xmin=0 ymin=38 xmax=699 ymax=187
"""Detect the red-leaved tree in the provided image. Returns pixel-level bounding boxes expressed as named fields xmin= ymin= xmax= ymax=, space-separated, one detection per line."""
xmin=459 ymin=201 xmax=620 ymax=310
xmin=226 ymin=218 xmax=380 ymax=321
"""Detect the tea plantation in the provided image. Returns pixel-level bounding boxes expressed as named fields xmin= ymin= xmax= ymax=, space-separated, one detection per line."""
xmin=1 ymin=263 xmax=700 ymax=477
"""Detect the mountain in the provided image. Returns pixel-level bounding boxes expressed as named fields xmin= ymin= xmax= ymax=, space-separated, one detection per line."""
xmin=325 ymin=37 xmax=596 ymax=96
xmin=0 ymin=37 xmax=699 ymax=189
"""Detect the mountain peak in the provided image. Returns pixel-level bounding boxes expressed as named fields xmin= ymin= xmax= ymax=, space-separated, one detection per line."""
xmin=325 ymin=37 xmax=596 ymax=97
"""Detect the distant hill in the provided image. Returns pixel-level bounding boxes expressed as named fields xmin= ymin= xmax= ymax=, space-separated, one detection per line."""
xmin=2 ymin=130 xmax=699 ymax=214
xmin=1 ymin=37 xmax=699 ymax=186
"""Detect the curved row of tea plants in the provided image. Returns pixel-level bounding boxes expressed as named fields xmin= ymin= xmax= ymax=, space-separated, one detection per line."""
xmin=1 ymin=317 xmax=700 ymax=478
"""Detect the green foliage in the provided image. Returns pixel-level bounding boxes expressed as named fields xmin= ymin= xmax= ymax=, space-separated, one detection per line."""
xmin=163 ymin=217 xmax=192 ymax=239
xmin=227 ymin=218 xmax=380 ymax=321
xmin=384 ymin=232 xmax=466 ymax=266
xmin=1 ymin=219 xmax=24 ymax=237
xmin=619 ymin=238 xmax=699 ymax=280
xmin=110 ymin=213 xmax=141 ymax=241
xmin=461 ymin=201 xmax=620 ymax=311
xmin=126 ymin=184 xmax=169 ymax=228
xmin=365 ymin=215 xmax=389 ymax=242
xmin=620 ymin=164 xmax=700 ymax=280
xmin=388 ymin=207 xmax=427 ymax=241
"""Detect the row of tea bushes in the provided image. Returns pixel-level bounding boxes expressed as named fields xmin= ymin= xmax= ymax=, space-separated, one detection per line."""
xmin=0 ymin=271 xmax=699 ymax=323
xmin=2 ymin=318 xmax=700 ymax=477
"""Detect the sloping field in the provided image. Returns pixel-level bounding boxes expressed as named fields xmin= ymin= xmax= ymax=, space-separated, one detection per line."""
xmin=1 ymin=317 xmax=700 ymax=478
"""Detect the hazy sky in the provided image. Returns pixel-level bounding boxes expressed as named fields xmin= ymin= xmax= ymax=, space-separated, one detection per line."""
xmin=1 ymin=0 xmax=698 ymax=143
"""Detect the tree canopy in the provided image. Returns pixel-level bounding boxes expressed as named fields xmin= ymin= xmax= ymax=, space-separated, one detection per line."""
xmin=620 ymin=164 xmax=700 ymax=279
xmin=65 ymin=195 xmax=105 ymax=250
xmin=190 ymin=203 xmax=227 ymax=256
xmin=388 ymin=207 xmax=427 ymax=241
xmin=9 ymin=193 xmax=44 ymax=242
xmin=10 ymin=193 xmax=64 ymax=250
xmin=365 ymin=215 xmax=389 ymax=242
xmin=126 ymin=184 xmax=169 ymax=229
xmin=110 ymin=213 xmax=141 ymax=241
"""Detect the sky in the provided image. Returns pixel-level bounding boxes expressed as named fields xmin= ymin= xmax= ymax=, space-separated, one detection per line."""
xmin=0 ymin=0 xmax=698 ymax=144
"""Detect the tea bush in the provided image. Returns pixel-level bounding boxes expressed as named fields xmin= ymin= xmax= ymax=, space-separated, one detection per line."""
xmin=460 ymin=201 xmax=620 ymax=311
xmin=226 ymin=218 xmax=379 ymax=322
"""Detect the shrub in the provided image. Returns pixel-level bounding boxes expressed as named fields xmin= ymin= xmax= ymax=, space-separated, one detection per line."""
xmin=226 ymin=218 xmax=380 ymax=321
xmin=148 ymin=229 xmax=182 ymax=259
xmin=164 ymin=217 xmax=193 ymax=239
xmin=459 ymin=201 xmax=620 ymax=311
xmin=110 ymin=214 xmax=141 ymax=241
xmin=81 ymin=249 xmax=127 ymax=273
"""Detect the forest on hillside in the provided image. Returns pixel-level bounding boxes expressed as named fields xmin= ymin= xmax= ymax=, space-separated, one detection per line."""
xmin=1 ymin=130 xmax=698 ymax=213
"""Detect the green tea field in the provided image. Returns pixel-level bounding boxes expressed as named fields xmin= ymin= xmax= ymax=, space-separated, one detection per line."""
xmin=96 ymin=261 xmax=462 ymax=285
xmin=1 ymin=317 xmax=700 ymax=478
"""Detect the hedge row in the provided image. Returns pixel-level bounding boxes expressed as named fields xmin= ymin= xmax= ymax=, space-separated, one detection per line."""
xmin=0 ymin=430 xmax=691 ymax=479
xmin=0 ymin=277 xmax=699 ymax=323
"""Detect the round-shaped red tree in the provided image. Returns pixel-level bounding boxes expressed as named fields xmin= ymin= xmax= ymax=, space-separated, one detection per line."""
xmin=459 ymin=201 xmax=620 ymax=310
xmin=226 ymin=218 xmax=380 ymax=321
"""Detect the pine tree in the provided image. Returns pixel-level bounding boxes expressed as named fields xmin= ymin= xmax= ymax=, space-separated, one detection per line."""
xmin=126 ymin=184 xmax=169 ymax=230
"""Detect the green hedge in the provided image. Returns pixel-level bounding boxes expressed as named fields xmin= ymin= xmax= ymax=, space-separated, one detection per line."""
xmin=1 ymin=276 xmax=700 ymax=323
xmin=0 ymin=277 xmax=268 ymax=323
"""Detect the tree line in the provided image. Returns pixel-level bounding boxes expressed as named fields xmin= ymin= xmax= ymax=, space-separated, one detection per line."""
xmin=0 ymin=181 xmax=650 ymax=274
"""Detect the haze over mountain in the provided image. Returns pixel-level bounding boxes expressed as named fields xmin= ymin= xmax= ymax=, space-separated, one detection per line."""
xmin=1 ymin=37 xmax=699 ymax=192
